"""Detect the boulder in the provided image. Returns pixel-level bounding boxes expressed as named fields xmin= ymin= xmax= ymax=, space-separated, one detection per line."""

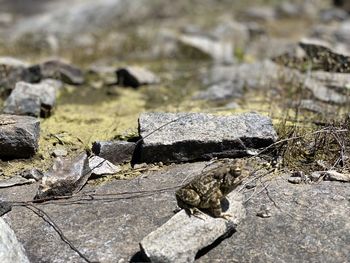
xmin=138 ymin=112 xmax=277 ymax=163
xmin=88 ymin=156 xmax=120 ymax=176
xmin=0 ymin=114 xmax=40 ymax=159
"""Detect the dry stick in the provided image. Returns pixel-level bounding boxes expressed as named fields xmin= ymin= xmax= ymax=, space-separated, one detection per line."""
xmin=11 ymin=202 xmax=96 ymax=263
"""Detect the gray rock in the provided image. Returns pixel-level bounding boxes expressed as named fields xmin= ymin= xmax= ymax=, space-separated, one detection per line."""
xmin=117 ymin=66 xmax=160 ymax=88
xmin=88 ymin=156 xmax=120 ymax=176
xmin=140 ymin=192 xmax=246 ymax=263
xmin=276 ymin=2 xmax=301 ymax=18
xmin=334 ymin=0 xmax=350 ymax=12
xmin=319 ymin=8 xmax=348 ymax=22
xmin=138 ymin=112 xmax=277 ymax=163
xmin=0 ymin=114 xmax=40 ymax=159
xmin=177 ymin=34 xmax=234 ymax=64
xmin=92 ymin=140 xmax=136 ymax=164
xmin=205 ymin=60 xmax=350 ymax=105
xmin=0 ymin=218 xmax=30 ymax=263
xmin=298 ymin=99 xmax=325 ymax=113
xmin=1 ymin=162 xmax=349 ymax=262
xmin=244 ymin=6 xmax=276 ymax=21
xmin=35 ymin=153 xmax=91 ymax=200
xmin=0 ymin=176 xmax=35 ymax=188
xmin=20 ymin=168 xmax=44 ymax=181
xmin=3 ymin=81 xmax=58 ymax=117
xmin=8 ymin=0 xmax=149 ymax=41
xmin=256 ymin=204 xmax=272 ymax=218
xmin=52 ymin=147 xmax=68 ymax=157
xmin=335 ymin=20 xmax=350 ymax=43
xmin=193 ymin=79 xmax=244 ymax=101
xmin=0 ymin=57 xmax=32 ymax=94
xmin=30 ymin=59 xmax=84 ymax=85
xmin=324 ymin=170 xmax=350 ymax=182
xmin=197 ymin=173 xmax=350 ymax=263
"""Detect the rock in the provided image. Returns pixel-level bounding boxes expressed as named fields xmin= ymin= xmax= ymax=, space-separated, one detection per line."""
xmin=8 ymin=0 xmax=150 ymax=42
xmin=210 ymin=20 xmax=250 ymax=50
xmin=288 ymin=177 xmax=302 ymax=184
xmin=244 ymin=6 xmax=276 ymax=21
xmin=205 ymin=60 xmax=350 ymax=105
xmin=138 ymin=112 xmax=278 ymax=163
xmin=1 ymin=162 xmax=349 ymax=262
xmin=0 ymin=201 xmax=12 ymax=217
xmin=29 ymin=59 xmax=84 ymax=85
xmin=275 ymin=2 xmax=301 ymax=18
xmin=309 ymin=171 xmax=323 ymax=182
xmin=35 ymin=153 xmax=91 ymax=200
xmin=92 ymin=140 xmax=136 ymax=164
xmin=193 ymin=79 xmax=244 ymax=101
xmin=140 ymin=192 xmax=246 ymax=263
xmin=20 ymin=168 xmax=44 ymax=181
xmin=0 ymin=218 xmax=30 ymax=263
xmin=324 ymin=170 xmax=350 ymax=182
xmin=88 ymin=156 xmax=120 ymax=176
xmin=0 ymin=176 xmax=35 ymax=188
xmin=334 ymin=20 xmax=350 ymax=43
xmin=0 ymin=57 xmax=32 ymax=95
xmin=299 ymin=38 xmax=350 ymax=73
xmin=319 ymin=8 xmax=348 ymax=22
xmin=3 ymin=81 xmax=58 ymax=117
xmin=178 ymin=34 xmax=234 ymax=64
xmin=51 ymin=147 xmax=68 ymax=157
xmin=116 ymin=66 xmax=160 ymax=88
xmin=197 ymin=173 xmax=350 ymax=263
xmin=88 ymin=65 xmax=118 ymax=85
xmin=298 ymin=99 xmax=325 ymax=113
xmin=0 ymin=12 xmax=14 ymax=26
xmin=0 ymin=114 xmax=40 ymax=159
xmin=334 ymin=0 xmax=350 ymax=12
xmin=256 ymin=204 xmax=272 ymax=218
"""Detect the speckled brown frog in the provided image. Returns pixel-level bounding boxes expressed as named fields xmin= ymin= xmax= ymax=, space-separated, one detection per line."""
xmin=175 ymin=159 xmax=246 ymax=219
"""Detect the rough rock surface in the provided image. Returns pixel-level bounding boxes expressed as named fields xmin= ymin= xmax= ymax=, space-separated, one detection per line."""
xmin=0 ymin=217 xmax=30 ymax=263
xmin=92 ymin=140 xmax=136 ymax=164
xmin=3 ymin=81 xmax=58 ymax=117
xmin=178 ymin=34 xmax=234 ymax=64
xmin=140 ymin=192 xmax=245 ymax=263
xmin=35 ymin=153 xmax=91 ymax=199
xmin=116 ymin=66 xmax=160 ymax=88
xmin=138 ymin=112 xmax=277 ymax=163
xmin=0 ymin=176 xmax=34 ymax=188
xmin=0 ymin=57 xmax=32 ymax=94
xmin=88 ymin=156 xmax=120 ymax=176
xmin=0 ymin=114 xmax=40 ymax=159
xmin=29 ymin=59 xmax=84 ymax=85
xmin=193 ymin=79 xmax=244 ymax=101
xmin=1 ymin=162 xmax=348 ymax=263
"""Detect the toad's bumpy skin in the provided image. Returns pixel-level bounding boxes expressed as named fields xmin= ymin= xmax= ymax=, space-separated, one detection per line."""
xmin=176 ymin=159 xmax=246 ymax=219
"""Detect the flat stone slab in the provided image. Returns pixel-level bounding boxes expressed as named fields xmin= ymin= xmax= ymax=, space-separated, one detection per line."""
xmin=0 ymin=114 xmax=40 ymax=159
xmin=0 ymin=161 xmax=349 ymax=262
xmin=140 ymin=192 xmax=246 ymax=263
xmin=138 ymin=112 xmax=277 ymax=163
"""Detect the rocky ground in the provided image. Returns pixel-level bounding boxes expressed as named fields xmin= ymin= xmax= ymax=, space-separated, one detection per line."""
xmin=0 ymin=0 xmax=349 ymax=262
